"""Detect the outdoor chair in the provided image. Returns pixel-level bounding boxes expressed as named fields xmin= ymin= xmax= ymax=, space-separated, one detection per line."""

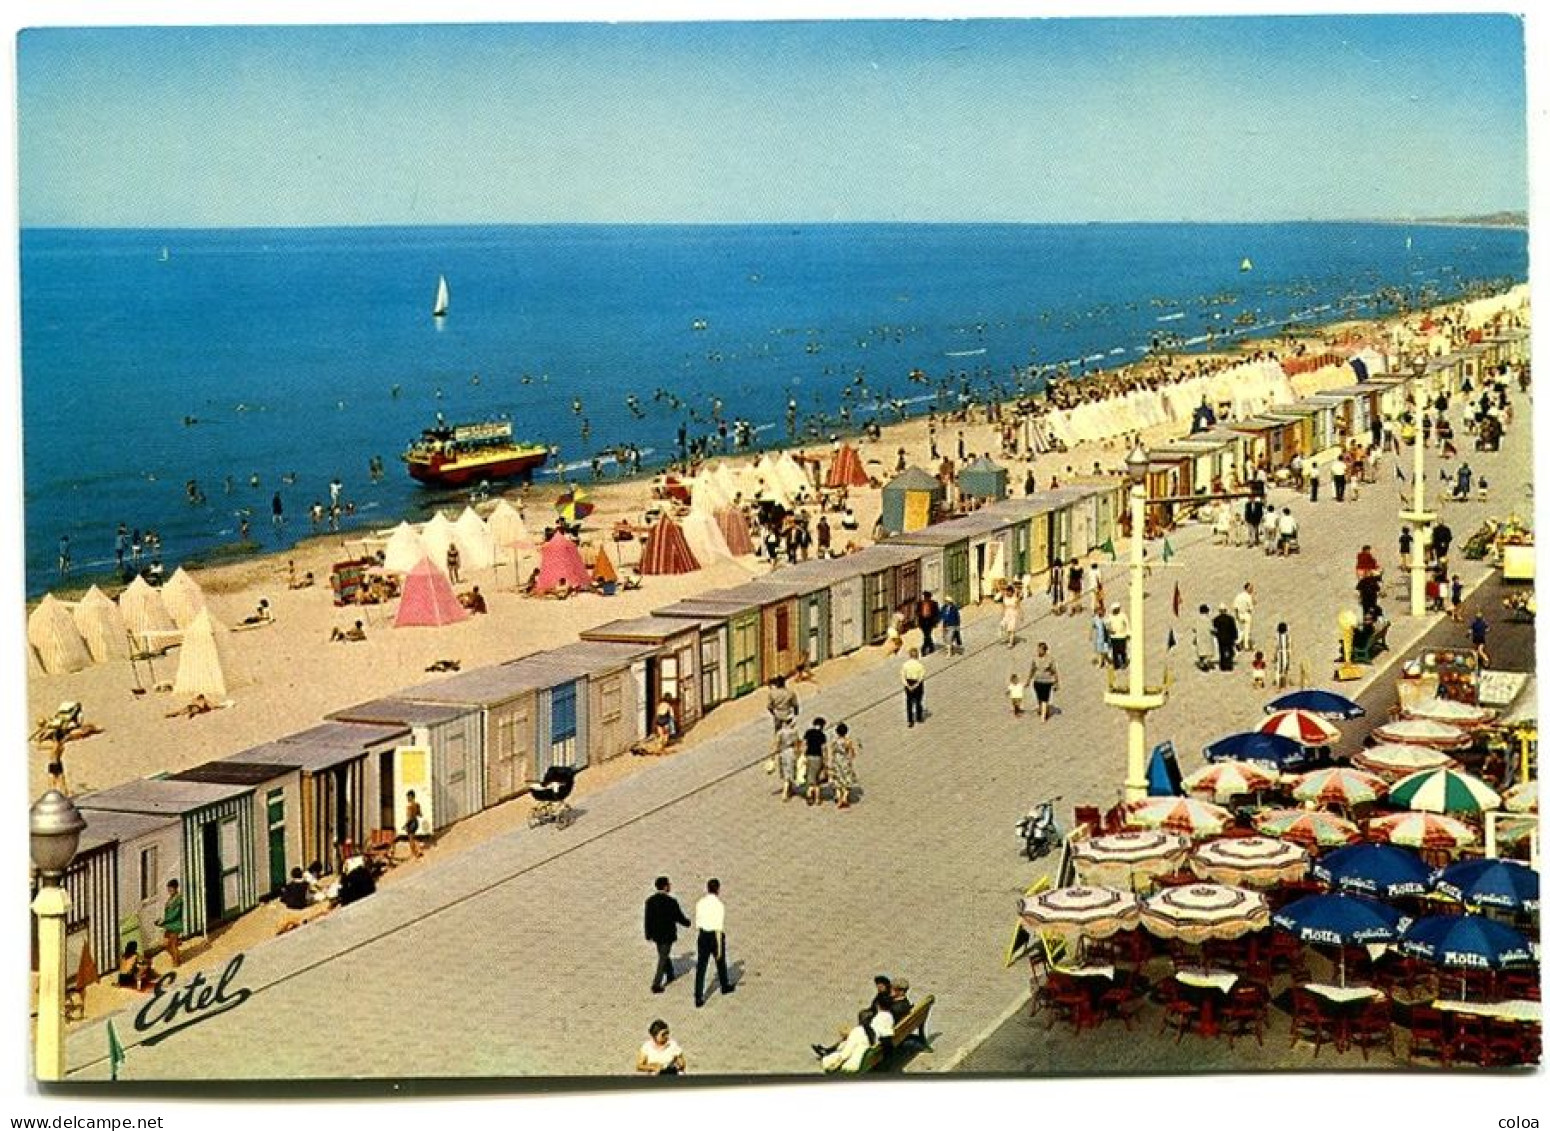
xmin=1155 ymin=977 xmax=1201 ymax=1043
xmin=1348 ymin=998 xmax=1396 ymax=1061
xmin=1405 ymin=1005 xmax=1451 ymax=1067
xmin=1449 ymin=1013 xmax=1493 ymax=1067
xmin=1221 ymin=982 xmax=1270 ymax=1048
xmin=1097 ymin=971 xmax=1148 ymax=1031
xmin=1288 ymin=987 xmax=1335 ymax=1057
xmin=1072 ymin=805 xmax=1103 ymax=837
xmin=1485 ymin=1018 xmax=1537 ymax=1068
xmin=1497 ymin=968 xmax=1541 ymax=1001
xmin=1046 ymin=975 xmax=1097 ymax=1034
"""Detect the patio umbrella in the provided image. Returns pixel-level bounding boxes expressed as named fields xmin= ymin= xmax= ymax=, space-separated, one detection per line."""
xmin=1203 ymin=731 xmax=1308 ymax=770
xmin=1182 ymin=760 xmax=1280 ymax=803
xmin=1291 ymin=767 xmax=1389 ymax=808
xmin=1018 ymin=885 xmax=1142 ymax=943
xmin=1272 ymin=893 xmax=1410 ymax=986
xmin=1403 ymin=697 xmax=1496 ymax=728
xmin=1364 ymin=811 xmax=1478 ymax=850
xmin=1503 ymin=779 xmax=1537 ymax=814
xmin=1071 ymin=831 xmax=1192 ymax=889
xmin=1386 ymin=767 xmax=1502 ymax=815
xmin=556 ymin=487 xmax=595 ymax=525
xmin=1265 ymin=689 xmax=1366 ymax=720
xmin=1122 ymin=797 xmax=1233 ymax=839
xmin=1140 ymin=883 xmax=1271 ymax=943
xmin=1351 ymin=743 xmax=1459 ymax=780
xmin=1310 ymin=843 xmax=1432 ymax=898
xmin=1371 ymin=718 xmax=1472 ymax=751
xmin=1259 ymin=709 xmax=1341 ymax=747
xmin=1400 ymin=915 xmax=1537 ymax=992
xmin=1252 ymin=807 xmax=1363 ymax=848
xmin=1430 ymin=859 xmax=1540 ymax=913
xmin=1190 ymin=836 xmax=1309 ymax=888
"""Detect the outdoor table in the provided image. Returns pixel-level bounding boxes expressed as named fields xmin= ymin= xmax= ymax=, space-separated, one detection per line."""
xmin=1176 ymin=968 xmax=1237 ymax=1037
xmin=1433 ymin=999 xmax=1542 ymax=1023
xmin=1303 ymin=982 xmax=1384 ymax=1050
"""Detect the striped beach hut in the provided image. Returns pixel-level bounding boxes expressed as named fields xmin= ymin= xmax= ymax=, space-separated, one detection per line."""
xmin=168 ymin=760 xmax=305 ymax=898
xmin=655 ymin=596 xmax=760 ymax=699
xmin=826 ymin=444 xmax=871 ymax=489
xmin=65 ymin=808 xmax=180 ymax=972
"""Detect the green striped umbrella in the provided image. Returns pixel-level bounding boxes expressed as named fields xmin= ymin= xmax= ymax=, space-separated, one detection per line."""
xmin=1387 ymin=767 xmax=1502 ymax=815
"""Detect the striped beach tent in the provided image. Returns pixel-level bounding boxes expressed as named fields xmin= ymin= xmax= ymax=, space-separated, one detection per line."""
xmin=825 ymin=444 xmax=870 ymax=489
xmin=715 ymin=507 xmax=755 ymax=556
xmin=72 ymin=585 xmax=130 ymax=663
xmin=640 ymin=515 xmax=701 ymax=576
xmin=394 ymin=557 xmax=468 ymax=627
xmin=116 ymin=575 xmax=177 ymax=639
xmin=173 ymin=609 xmax=231 ymax=700
xmin=28 ymin=594 xmax=93 ymax=675
xmin=161 ymin=567 xmax=208 ymax=630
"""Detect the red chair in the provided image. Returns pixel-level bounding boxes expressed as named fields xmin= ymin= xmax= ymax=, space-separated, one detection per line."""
xmin=1449 ymin=1013 xmax=1492 ymax=1066
xmin=1072 ymin=805 xmax=1103 ymax=836
xmin=1405 ymin=1005 xmax=1451 ymax=1067
xmin=1288 ymin=988 xmax=1334 ymax=1057
xmin=1155 ymin=977 xmax=1201 ymax=1043
xmin=1348 ymin=998 xmax=1396 ymax=1061
xmin=1097 ymin=971 xmax=1147 ymax=1031
xmin=1047 ymin=977 xmax=1098 ymax=1034
xmin=1222 ymin=982 xmax=1270 ymax=1048
xmin=1485 ymin=1018 xmax=1538 ymax=1067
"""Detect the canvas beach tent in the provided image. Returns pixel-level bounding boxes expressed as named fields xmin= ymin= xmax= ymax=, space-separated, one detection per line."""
xmin=161 ymin=567 xmax=208 ymax=629
xmin=117 ymin=575 xmax=177 ymax=639
xmin=28 ymin=594 xmax=93 ymax=675
xmin=681 ymin=508 xmax=733 ymax=564
xmin=73 ymin=585 xmax=131 ymax=663
xmin=382 ymin=521 xmax=429 ymax=574
xmin=173 ymin=609 xmax=232 ymax=700
xmin=418 ymin=511 xmax=462 ymax=573
xmin=394 ymin=557 xmax=469 ymax=627
xmin=826 ymin=444 xmax=871 ymax=489
xmin=641 ymin=514 xmax=701 ymax=576
xmin=534 ymin=532 xmax=593 ymax=593
xmin=774 ymin=452 xmax=812 ymax=500
xmin=453 ymin=506 xmax=496 ymax=569
xmin=689 ymin=466 xmax=730 ymax=513
xmin=593 ymin=545 xmax=619 ymax=589
xmin=487 ymin=500 xmax=532 ymax=565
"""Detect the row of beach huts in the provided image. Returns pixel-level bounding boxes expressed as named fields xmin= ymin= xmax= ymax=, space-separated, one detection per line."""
xmin=50 ymin=330 xmax=1529 ymax=976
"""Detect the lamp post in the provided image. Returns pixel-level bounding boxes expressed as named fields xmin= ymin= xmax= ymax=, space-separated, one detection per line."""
xmin=30 ymin=789 xmax=85 ymax=1082
xmin=1105 ymin=443 xmax=1168 ymax=801
xmin=1399 ymin=380 xmax=1434 ymax=617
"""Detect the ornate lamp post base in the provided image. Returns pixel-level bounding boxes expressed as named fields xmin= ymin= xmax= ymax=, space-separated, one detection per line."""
xmin=1106 ymin=688 xmax=1169 ymax=801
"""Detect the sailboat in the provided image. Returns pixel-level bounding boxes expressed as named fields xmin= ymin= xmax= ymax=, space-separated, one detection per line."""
xmin=1405 ymin=235 xmax=1413 ymax=250
xmin=432 ymin=275 xmax=449 ymax=318
xmin=159 ymin=246 xmax=170 ymax=262
xmin=1239 ymin=257 xmax=1254 ymax=272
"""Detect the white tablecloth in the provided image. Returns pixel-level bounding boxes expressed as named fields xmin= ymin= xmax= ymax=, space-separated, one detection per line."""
xmin=1177 ymin=967 xmax=1237 ymax=993
xmin=1057 ymin=964 xmax=1115 ymax=981
xmin=1433 ymin=998 xmax=1541 ymax=1022
xmin=1303 ymin=982 xmax=1383 ymax=1004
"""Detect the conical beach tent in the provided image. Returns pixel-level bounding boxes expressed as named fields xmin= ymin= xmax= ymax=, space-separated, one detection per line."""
xmin=161 ymin=567 xmax=208 ymax=629
xmin=395 ymin=558 xmax=469 ymax=627
xmin=382 ymin=522 xmax=429 ymax=574
xmin=690 ymin=467 xmax=729 ymax=512
xmin=117 ymin=576 xmax=176 ymax=638
xmin=73 ymin=585 xmax=130 ymax=663
xmin=593 ymin=545 xmax=619 ymax=585
xmin=715 ymin=507 xmax=755 ymax=556
xmin=28 ymin=594 xmax=93 ymax=675
xmin=453 ymin=506 xmax=496 ymax=569
xmin=173 ymin=609 xmax=231 ymax=700
xmin=487 ymin=501 xmax=531 ymax=565
xmin=774 ymin=452 xmax=812 ymax=499
xmin=641 ymin=515 xmax=701 ymax=575
xmin=826 ymin=444 xmax=871 ymax=488
xmin=681 ymin=508 xmax=733 ymax=563
xmin=534 ymin=533 xmax=593 ymax=593
xmin=418 ymin=511 xmax=462 ymax=573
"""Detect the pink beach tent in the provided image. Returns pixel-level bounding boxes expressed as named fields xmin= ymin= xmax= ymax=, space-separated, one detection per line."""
xmin=640 ymin=514 xmax=701 ymax=576
xmin=394 ymin=557 xmax=469 ymax=627
xmin=533 ymin=532 xmax=593 ymax=593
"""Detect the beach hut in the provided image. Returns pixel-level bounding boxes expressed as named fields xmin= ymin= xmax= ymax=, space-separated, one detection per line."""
xmin=453 ymin=506 xmax=497 ymax=570
xmin=65 ymin=809 xmax=179 ymax=974
xmin=395 ymin=558 xmax=469 ymax=628
xmin=640 ymin=515 xmax=701 ymax=575
xmin=656 ymin=596 xmax=762 ymax=699
xmin=826 ymin=444 xmax=871 ymax=489
xmin=328 ymin=696 xmax=484 ymax=834
xmin=847 ymin=543 xmax=925 ymax=642
xmin=649 ymin=602 xmax=730 ymax=708
xmin=40 ymin=818 xmax=122 ymax=989
xmin=681 ymin=508 xmax=733 ymax=565
xmin=705 ymin=578 xmax=813 ymax=681
xmin=400 ymin=663 xmax=547 ymax=798
xmin=118 ymin=576 xmax=178 ymax=644
xmin=72 ymin=585 xmax=130 ymax=664
xmin=715 ymin=507 xmax=755 ymax=556
xmin=957 ymin=456 xmax=1009 ymax=502
xmin=487 ymin=501 xmax=531 ymax=566
xmin=953 ymin=512 xmax=1016 ymax=603
xmin=168 ymin=759 xmax=305 ymax=899
xmin=550 ymin=641 xmax=658 ymax=765
xmin=879 ymin=467 xmax=945 ymax=535
xmin=237 ymin=721 xmax=407 ymax=875
xmin=382 ymin=522 xmax=429 ymax=574
xmin=161 ymin=568 xmax=208 ymax=630
xmin=582 ymin=615 xmax=708 ymax=731
xmin=172 ymin=609 xmax=232 ymax=701
xmin=891 ymin=514 xmax=974 ymax=609
xmin=79 ymin=778 xmax=259 ymax=938
xmin=533 ymin=532 xmax=593 ymax=593
xmin=27 ymin=594 xmax=93 ymax=675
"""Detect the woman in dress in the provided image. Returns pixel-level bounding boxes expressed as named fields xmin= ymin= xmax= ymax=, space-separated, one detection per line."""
xmin=1028 ymin=642 xmax=1060 ymax=721
xmin=1066 ymin=558 xmax=1084 ymax=616
xmin=636 ymin=1020 xmax=686 ymax=1075
xmin=885 ymin=608 xmax=906 ymax=655
xmin=828 ymin=722 xmax=860 ymax=809
xmin=1000 ymin=584 xmax=1022 ymax=648
xmin=774 ymin=718 xmax=802 ymax=801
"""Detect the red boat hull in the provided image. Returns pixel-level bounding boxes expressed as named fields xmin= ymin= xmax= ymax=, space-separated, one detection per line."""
xmin=407 ymin=449 xmax=548 ymax=487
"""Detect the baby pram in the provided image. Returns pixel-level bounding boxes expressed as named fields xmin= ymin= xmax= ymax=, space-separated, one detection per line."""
xmin=527 ymin=765 xmax=577 ymax=829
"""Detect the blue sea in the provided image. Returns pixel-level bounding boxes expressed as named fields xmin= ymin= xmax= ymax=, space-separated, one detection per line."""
xmin=19 ymin=222 xmax=1526 ymax=597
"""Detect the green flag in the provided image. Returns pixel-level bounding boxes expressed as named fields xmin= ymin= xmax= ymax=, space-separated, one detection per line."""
xmin=1100 ymin=537 xmax=1116 ymax=561
xmin=108 ymin=1019 xmax=125 ymax=1081
xmin=1162 ymin=537 xmax=1175 ymax=563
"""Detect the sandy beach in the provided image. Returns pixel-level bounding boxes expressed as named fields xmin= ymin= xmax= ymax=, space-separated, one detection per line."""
xmin=25 ymin=286 xmax=1528 ymax=802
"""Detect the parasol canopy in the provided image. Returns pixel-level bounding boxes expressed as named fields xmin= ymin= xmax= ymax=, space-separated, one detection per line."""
xmin=1310 ymin=843 xmax=1431 ymax=898
xmin=1502 ymin=779 xmax=1537 ymax=814
xmin=1264 ymin=689 xmax=1366 ymax=720
xmin=1182 ymin=760 xmax=1280 ymax=803
xmin=1259 ymin=709 xmax=1341 ymax=747
xmin=1203 ymin=731 xmax=1309 ymax=770
xmin=1351 ymin=743 xmax=1459 ymax=780
xmin=1140 ymin=883 xmax=1270 ymax=942
xmin=1018 ymin=885 xmax=1141 ymax=942
xmin=1272 ymin=893 xmax=1410 ymax=985
xmin=1429 ymin=858 xmax=1539 ymax=912
xmin=1071 ymin=831 xmax=1192 ymax=889
xmin=1386 ymin=767 xmax=1502 ymax=815
xmin=1402 ymin=697 xmax=1496 ymax=728
xmin=1364 ymin=811 xmax=1479 ymax=850
xmin=1371 ymin=718 xmax=1473 ymax=750
xmin=1121 ymin=797 xmax=1233 ymax=838
xmin=1401 ymin=914 xmax=1537 ymax=971
xmin=1189 ymin=836 xmax=1308 ymax=888
xmin=1251 ymin=807 xmax=1362 ymax=848
xmin=1290 ymin=766 xmax=1389 ymax=809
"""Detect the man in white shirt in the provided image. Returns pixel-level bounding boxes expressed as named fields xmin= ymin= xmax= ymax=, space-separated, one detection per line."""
xmin=1331 ymin=454 xmax=1349 ymax=502
xmin=693 ymin=878 xmax=735 ymax=1008
xmin=1232 ymin=582 xmax=1256 ymax=651
xmin=1106 ymin=604 xmax=1131 ymax=669
xmin=1277 ymin=507 xmax=1299 ymax=555
xmin=817 ymin=1008 xmax=895 ymax=1073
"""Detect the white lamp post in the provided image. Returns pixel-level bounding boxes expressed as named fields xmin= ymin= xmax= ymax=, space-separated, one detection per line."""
xmin=1399 ymin=380 xmax=1435 ymax=617
xmin=30 ymin=789 xmax=85 ymax=1082
xmin=1105 ymin=444 xmax=1168 ymax=801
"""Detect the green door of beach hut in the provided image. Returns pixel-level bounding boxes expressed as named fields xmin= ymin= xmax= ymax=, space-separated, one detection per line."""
xmin=728 ymin=609 xmax=761 ymax=697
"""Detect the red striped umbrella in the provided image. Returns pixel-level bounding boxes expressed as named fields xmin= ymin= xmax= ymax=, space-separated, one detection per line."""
xmin=1371 ymin=718 xmax=1472 ymax=750
xmin=1182 ymin=760 xmax=1281 ymax=802
xmin=1122 ymin=797 xmax=1234 ymax=839
xmin=1351 ymin=743 xmax=1459 ymax=780
xmin=1290 ymin=767 xmax=1389 ymax=808
xmin=1259 ymin=709 xmax=1341 ymax=747
xmin=1365 ymin=811 xmax=1479 ymax=850
xmin=1252 ymin=807 xmax=1362 ymax=848
xmin=1403 ymin=697 xmax=1496 ymax=728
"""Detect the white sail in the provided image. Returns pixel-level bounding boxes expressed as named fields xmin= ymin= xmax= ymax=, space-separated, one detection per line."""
xmin=1240 ymin=258 xmax=1254 ymax=272
xmin=433 ymin=275 xmax=449 ymax=317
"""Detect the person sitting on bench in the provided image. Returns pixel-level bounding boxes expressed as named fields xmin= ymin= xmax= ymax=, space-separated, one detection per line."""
xmin=813 ymin=1009 xmax=893 ymax=1073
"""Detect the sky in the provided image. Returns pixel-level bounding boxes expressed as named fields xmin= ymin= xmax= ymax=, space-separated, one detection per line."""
xmin=14 ymin=12 xmax=1530 ymax=227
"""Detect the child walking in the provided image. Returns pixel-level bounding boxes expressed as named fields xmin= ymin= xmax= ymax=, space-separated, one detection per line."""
xmin=1250 ymin=650 xmax=1267 ymax=688
xmin=1007 ymin=672 xmax=1026 ymax=716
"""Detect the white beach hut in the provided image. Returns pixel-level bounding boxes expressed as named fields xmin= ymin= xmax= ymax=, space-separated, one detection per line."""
xmin=453 ymin=507 xmax=496 ymax=570
xmin=28 ymin=594 xmax=93 ymax=675
xmin=117 ymin=575 xmax=177 ymax=639
xmin=72 ymin=585 xmax=130 ymax=663
xmin=383 ymin=521 xmax=429 ymax=574
xmin=161 ymin=567 xmax=208 ymax=629
xmin=173 ymin=609 xmax=232 ymax=701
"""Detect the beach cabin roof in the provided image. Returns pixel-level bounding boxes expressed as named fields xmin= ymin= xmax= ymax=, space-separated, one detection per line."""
xmin=78 ymin=777 xmax=252 ymax=817
xmin=1227 ymin=416 xmax=1284 ymax=433
xmin=884 ymin=466 xmax=942 ymax=492
xmin=650 ymin=599 xmax=733 ymax=626
xmin=169 ymin=761 xmax=297 ymax=788
xmin=77 ymin=809 xmax=178 ymax=855
xmin=283 ymin=720 xmax=411 ymax=752
xmin=852 ymin=542 xmax=927 ymax=570
xmin=729 ymin=569 xmax=833 ymax=600
xmin=328 ymin=696 xmax=475 ymax=728
xmin=237 ymin=721 xmax=410 ymax=773
xmin=582 ymin=615 xmax=707 ymax=645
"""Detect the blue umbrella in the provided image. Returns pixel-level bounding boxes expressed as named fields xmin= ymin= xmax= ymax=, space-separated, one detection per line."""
xmin=1265 ymin=689 xmax=1367 ymax=720
xmin=1430 ymin=859 xmax=1540 ymax=912
xmin=1311 ymin=844 xmax=1432 ymax=898
xmin=1271 ymin=893 xmax=1411 ymax=986
xmin=1401 ymin=915 xmax=1536 ymax=991
xmin=1204 ymin=731 xmax=1310 ymax=770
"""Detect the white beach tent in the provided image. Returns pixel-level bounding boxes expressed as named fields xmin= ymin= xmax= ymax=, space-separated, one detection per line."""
xmin=173 ymin=609 xmax=232 ymax=701
xmin=161 ymin=567 xmax=208 ymax=629
xmin=712 ymin=463 xmax=743 ymax=506
xmin=773 ymin=452 xmax=812 ymax=500
xmin=72 ymin=585 xmax=131 ymax=663
xmin=419 ymin=511 xmax=465 ymax=573
xmin=28 ymin=594 xmax=93 ymax=675
xmin=487 ymin=500 xmax=531 ymax=565
xmin=383 ymin=521 xmax=429 ymax=574
xmin=453 ymin=506 xmax=496 ymax=570
xmin=117 ymin=575 xmax=177 ymax=639
xmin=681 ymin=507 xmax=733 ymax=564
xmin=689 ymin=467 xmax=729 ymax=513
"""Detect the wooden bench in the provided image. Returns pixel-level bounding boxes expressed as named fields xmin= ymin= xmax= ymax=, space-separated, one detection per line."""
xmin=1351 ymin=622 xmax=1390 ymax=664
xmin=857 ymin=994 xmax=935 ymax=1072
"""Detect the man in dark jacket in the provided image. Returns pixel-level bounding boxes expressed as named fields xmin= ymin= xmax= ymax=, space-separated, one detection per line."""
xmin=644 ymin=876 xmax=691 ymax=993
xmin=916 ymin=591 xmax=941 ymax=655
xmin=1212 ymin=604 xmax=1239 ymax=671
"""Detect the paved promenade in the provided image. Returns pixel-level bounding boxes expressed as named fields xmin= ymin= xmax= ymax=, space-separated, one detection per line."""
xmin=63 ymin=414 xmax=1532 ymax=1082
